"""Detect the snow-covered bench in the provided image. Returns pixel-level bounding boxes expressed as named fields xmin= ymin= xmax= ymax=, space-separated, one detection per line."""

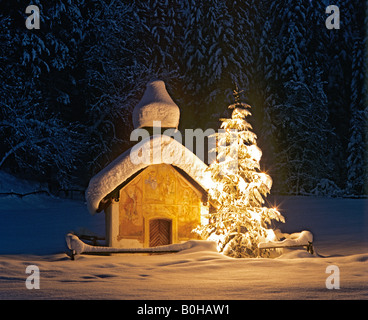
xmin=65 ymin=233 xmax=192 ymax=260
xmin=257 ymin=230 xmax=314 ymax=256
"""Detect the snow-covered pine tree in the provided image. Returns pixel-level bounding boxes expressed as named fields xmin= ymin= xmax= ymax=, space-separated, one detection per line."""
xmin=344 ymin=0 xmax=367 ymax=195
xmin=323 ymin=0 xmax=364 ymax=167
xmin=195 ymin=90 xmax=284 ymax=258
xmin=0 ymin=0 xmax=88 ymax=188
xmin=180 ymin=0 xmax=252 ymax=129
xmin=134 ymin=0 xmax=182 ymax=74
xmin=255 ymin=1 xmax=310 ymax=193
xmin=81 ymin=0 xmax=149 ymax=172
xmin=256 ymin=15 xmax=280 ymax=177
xmin=346 ymin=35 xmax=367 ymax=195
xmin=272 ymin=70 xmax=339 ymax=195
xmin=256 ymin=0 xmax=343 ymax=195
xmin=365 ymin=2 xmax=368 ymax=195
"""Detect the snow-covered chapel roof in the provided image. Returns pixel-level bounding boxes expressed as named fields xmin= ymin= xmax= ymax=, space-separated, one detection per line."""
xmin=132 ymin=80 xmax=180 ymax=129
xmin=85 ymin=135 xmax=209 ymax=214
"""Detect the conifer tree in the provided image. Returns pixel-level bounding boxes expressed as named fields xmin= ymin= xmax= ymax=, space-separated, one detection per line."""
xmin=181 ymin=0 xmax=252 ymax=128
xmin=195 ymin=90 xmax=284 ymax=258
xmin=347 ymin=36 xmax=366 ymax=195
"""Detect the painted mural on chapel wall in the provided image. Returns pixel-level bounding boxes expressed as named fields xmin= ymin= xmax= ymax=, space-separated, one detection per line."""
xmin=118 ymin=164 xmax=202 ymax=244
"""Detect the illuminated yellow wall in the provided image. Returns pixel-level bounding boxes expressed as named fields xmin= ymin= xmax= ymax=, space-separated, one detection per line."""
xmin=117 ymin=164 xmax=203 ymax=247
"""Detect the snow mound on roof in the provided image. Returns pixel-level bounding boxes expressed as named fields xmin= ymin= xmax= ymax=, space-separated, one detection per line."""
xmin=133 ymin=80 xmax=180 ymax=129
xmin=85 ymin=135 xmax=208 ymax=214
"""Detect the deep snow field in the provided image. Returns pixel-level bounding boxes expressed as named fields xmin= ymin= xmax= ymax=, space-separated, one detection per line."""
xmin=0 ymin=171 xmax=367 ymax=300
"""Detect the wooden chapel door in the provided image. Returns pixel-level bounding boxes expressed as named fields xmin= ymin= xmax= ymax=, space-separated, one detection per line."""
xmin=149 ymin=219 xmax=172 ymax=247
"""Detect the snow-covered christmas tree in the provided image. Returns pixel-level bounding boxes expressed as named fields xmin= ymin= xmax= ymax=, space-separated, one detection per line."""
xmin=195 ymin=89 xmax=285 ymax=258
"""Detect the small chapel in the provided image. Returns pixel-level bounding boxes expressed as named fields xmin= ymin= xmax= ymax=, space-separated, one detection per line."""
xmin=85 ymin=80 xmax=210 ymax=248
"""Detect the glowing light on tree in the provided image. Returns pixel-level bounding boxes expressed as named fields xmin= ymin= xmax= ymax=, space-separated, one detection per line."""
xmin=195 ymin=89 xmax=285 ymax=258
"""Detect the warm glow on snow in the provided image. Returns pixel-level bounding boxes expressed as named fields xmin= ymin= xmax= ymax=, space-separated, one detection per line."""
xmin=202 ymin=170 xmax=216 ymax=189
xmin=250 ymin=210 xmax=262 ymax=222
xmin=265 ymin=229 xmax=276 ymax=242
xmin=247 ymin=145 xmax=262 ymax=162
xmin=258 ymin=172 xmax=273 ymax=189
xmin=238 ymin=176 xmax=247 ymax=193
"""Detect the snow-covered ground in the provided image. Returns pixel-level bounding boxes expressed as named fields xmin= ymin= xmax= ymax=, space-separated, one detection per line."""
xmin=0 ymin=171 xmax=367 ymax=300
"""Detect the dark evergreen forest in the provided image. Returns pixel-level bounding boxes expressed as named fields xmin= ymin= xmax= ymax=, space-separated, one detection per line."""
xmin=0 ymin=0 xmax=367 ymax=196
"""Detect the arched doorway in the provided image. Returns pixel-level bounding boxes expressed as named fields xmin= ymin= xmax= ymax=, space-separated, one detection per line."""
xmin=149 ymin=219 xmax=172 ymax=247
